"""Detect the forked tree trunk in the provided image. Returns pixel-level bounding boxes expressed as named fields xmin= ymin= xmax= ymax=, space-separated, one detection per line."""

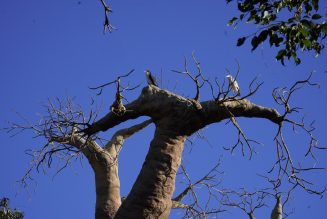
xmin=82 ymin=85 xmax=282 ymax=218
xmin=54 ymin=120 xmax=152 ymax=219
xmin=89 ymin=120 xmax=152 ymax=219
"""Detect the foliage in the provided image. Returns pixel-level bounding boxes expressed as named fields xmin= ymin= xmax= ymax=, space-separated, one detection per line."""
xmin=0 ymin=198 xmax=24 ymax=219
xmin=227 ymin=0 xmax=327 ymax=65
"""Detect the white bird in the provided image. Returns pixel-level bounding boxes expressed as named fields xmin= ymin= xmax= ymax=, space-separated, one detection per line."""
xmin=226 ymin=74 xmax=241 ymax=96
xmin=145 ymin=70 xmax=158 ymax=86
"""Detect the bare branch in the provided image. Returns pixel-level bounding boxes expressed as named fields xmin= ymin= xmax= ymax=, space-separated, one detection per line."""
xmin=222 ymin=107 xmax=262 ymax=159
xmin=89 ymin=69 xmax=135 ymax=94
xmin=267 ymin=72 xmax=326 ymax=200
xmin=172 ymin=160 xmax=225 ymax=218
xmin=89 ymin=69 xmax=140 ymax=118
xmin=99 ymin=0 xmax=115 ymax=33
xmin=221 ymin=188 xmax=269 ymax=219
xmin=172 ymin=53 xmax=212 ymax=106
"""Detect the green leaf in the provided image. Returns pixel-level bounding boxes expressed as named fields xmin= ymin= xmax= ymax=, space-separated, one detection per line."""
xmin=251 ymin=36 xmax=259 ymax=51
xmin=269 ymin=34 xmax=278 ymax=46
xmin=257 ymin=30 xmax=269 ymax=43
xmin=322 ymin=23 xmax=327 ymax=35
xmin=247 ymin=14 xmax=256 ymax=23
xmin=292 ymin=53 xmax=301 ymax=65
xmin=274 ymin=37 xmax=284 ymax=47
xmin=300 ymin=27 xmax=310 ymax=37
xmin=276 ymin=49 xmax=287 ymax=60
xmin=228 ymin=17 xmax=238 ymax=26
xmin=312 ymin=0 xmax=319 ymax=11
xmin=312 ymin=14 xmax=322 ymax=20
xmin=236 ymin=37 xmax=246 ymax=46
xmin=238 ymin=3 xmax=248 ymax=12
xmin=301 ymin=19 xmax=312 ymax=28
xmin=287 ymin=17 xmax=295 ymax=23
xmin=303 ymin=39 xmax=311 ymax=48
xmin=269 ymin=25 xmax=279 ymax=32
xmin=304 ymin=3 xmax=312 ymax=13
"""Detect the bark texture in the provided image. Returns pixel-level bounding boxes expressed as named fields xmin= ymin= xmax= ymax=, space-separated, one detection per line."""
xmin=53 ymin=120 xmax=152 ymax=219
xmin=83 ymin=86 xmax=281 ymax=136
xmin=81 ymin=85 xmax=282 ymax=218
xmin=115 ymin=128 xmax=186 ymax=218
xmin=91 ymin=152 xmax=121 ymax=219
xmin=271 ymin=196 xmax=282 ymax=219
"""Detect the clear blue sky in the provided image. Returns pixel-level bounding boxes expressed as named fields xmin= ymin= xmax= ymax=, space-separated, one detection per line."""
xmin=0 ymin=1 xmax=326 ymax=218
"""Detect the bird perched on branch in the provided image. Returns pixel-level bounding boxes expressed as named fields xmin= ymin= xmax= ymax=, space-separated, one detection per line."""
xmin=226 ymin=74 xmax=241 ymax=96
xmin=145 ymin=70 xmax=158 ymax=86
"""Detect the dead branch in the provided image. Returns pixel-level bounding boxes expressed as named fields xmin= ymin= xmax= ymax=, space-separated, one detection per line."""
xmin=89 ymin=69 xmax=140 ymax=116
xmin=222 ymin=107 xmax=262 ymax=159
xmin=6 ymin=96 xmax=152 ymax=186
xmin=171 ymin=53 xmax=213 ymax=109
xmin=99 ymin=0 xmax=115 ymax=33
xmin=220 ymin=188 xmax=269 ymax=219
xmin=89 ymin=69 xmax=135 ymax=95
xmin=270 ymin=72 xmax=326 ymax=198
xmin=172 ymin=160 xmax=225 ymax=218
xmin=5 ymin=97 xmax=99 ymax=186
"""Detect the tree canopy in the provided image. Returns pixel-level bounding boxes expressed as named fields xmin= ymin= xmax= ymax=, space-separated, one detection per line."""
xmin=0 ymin=198 xmax=24 ymax=219
xmin=227 ymin=0 xmax=326 ymax=65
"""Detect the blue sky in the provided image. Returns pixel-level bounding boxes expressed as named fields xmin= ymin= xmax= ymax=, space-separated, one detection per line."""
xmin=0 ymin=0 xmax=326 ymax=218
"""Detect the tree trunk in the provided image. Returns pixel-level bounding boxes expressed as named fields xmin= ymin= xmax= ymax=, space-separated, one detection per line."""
xmin=91 ymin=156 xmax=121 ymax=219
xmin=115 ymin=126 xmax=186 ymax=219
xmin=81 ymin=120 xmax=152 ymax=219
xmin=81 ymin=86 xmax=283 ymax=218
xmin=271 ymin=196 xmax=282 ymax=219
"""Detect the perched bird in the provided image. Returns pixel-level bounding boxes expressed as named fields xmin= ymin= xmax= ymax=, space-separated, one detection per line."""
xmin=145 ymin=70 xmax=158 ymax=86
xmin=226 ymin=74 xmax=241 ymax=96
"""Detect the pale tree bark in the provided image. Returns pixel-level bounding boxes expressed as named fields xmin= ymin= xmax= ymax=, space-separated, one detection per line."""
xmin=82 ymin=85 xmax=282 ymax=218
xmin=12 ymin=71 xmax=322 ymax=218
xmin=115 ymin=128 xmax=186 ymax=218
xmin=271 ymin=196 xmax=282 ymax=219
xmin=248 ymin=212 xmax=255 ymax=219
xmin=52 ymin=120 xmax=152 ymax=219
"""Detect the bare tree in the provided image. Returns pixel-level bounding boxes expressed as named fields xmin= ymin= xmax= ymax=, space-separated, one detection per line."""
xmin=7 ymin=59 xmax=325 ymax=219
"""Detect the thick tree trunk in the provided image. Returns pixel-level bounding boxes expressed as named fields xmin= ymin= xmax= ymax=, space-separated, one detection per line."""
xmin=115 ymin=127 xmax=186 ymax=219
xmin=82 ymin=86 xmax=282 ymax=218
xmin=91 ymin=156 xmax=121 ymax=219
xmin=271 ymin=196 xmax=282 ymax=219
xmin=91 ymin=120 xmax=152 ymax=219
xmin=50 ymin=135 xmax=120 ymax=219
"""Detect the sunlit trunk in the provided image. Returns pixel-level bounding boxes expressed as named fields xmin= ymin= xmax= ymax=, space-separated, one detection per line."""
xmin=90 ymin=155 xmax=121 ymax=219
xmin=115 ymin=127 xmax=186 ymax=219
